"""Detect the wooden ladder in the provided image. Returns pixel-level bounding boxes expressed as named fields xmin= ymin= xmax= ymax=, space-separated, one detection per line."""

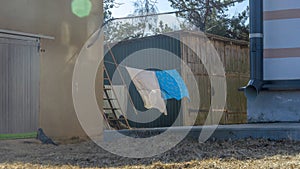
xmin=102 ymin=43 xmax=139 ymax=130
xmin=103 ymin=66 xmax=131 ymax=130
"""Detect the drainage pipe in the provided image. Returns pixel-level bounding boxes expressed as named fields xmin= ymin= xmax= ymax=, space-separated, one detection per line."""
xmin=243 ymin=0 xmax=264 ymax=100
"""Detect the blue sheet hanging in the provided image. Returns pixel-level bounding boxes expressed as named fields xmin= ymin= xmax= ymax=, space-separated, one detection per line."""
xmin=155 ymin=70 xmax=190 ymax=100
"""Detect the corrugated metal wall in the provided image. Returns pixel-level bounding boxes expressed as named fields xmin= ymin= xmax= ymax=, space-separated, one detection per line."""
xmin=104 ymin=35 xmax=183 ymax=128
xmin=0 ymin=34 xmax=39 ymax=134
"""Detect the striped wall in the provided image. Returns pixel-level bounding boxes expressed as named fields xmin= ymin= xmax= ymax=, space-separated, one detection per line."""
xmin=264 ymin=0 xmax=300 ymax=80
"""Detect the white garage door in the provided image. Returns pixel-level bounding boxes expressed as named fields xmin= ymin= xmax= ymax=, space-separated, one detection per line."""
xmin=0 ymin=33 xmax=40 ymax=134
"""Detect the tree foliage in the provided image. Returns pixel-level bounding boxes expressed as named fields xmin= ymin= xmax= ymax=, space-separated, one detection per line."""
xmin=168 ymin=0 xmax=249 ymax=41
xmin=104 ymin=0 xmax=123 ymax=21
xmin=131 ymin=0 xmax=159 ymax=36
xmin=104 ymin=0 xmax=249 ymax=42
xmin=104 ymin=19 xmax=175 ymax=43
xmin=104 ymin=0 xmax=174 ymax=43
xmin=133 ymin=0 xmax=158 ymax=16
xmin=104 ymin=21 xmax=144 ymax=43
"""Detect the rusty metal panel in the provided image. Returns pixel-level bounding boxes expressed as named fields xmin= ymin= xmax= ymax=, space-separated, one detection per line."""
xmin=0 ymin=35 xmax=39 ymax=134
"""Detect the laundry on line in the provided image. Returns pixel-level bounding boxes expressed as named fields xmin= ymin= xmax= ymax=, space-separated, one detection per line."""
xmin=125 ymin=67 xmax=190 ymax=115
xmin=155 ymin=69 xmax=190 ymax=101
xmin=126 ymin=67 xmax=167 ymax=115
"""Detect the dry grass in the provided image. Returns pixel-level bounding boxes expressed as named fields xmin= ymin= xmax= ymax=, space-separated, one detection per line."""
xmin=1 ymin=138 xmax=300 ymax=169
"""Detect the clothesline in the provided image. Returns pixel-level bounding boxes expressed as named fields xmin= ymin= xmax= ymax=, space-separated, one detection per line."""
xmin=103 ymin=60 xmax=129 ymax=68
xmin=103 ymin=60 xmax=180 ymax=72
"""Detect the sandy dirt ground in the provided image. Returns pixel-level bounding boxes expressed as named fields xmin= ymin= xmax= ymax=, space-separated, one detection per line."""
xmin=1 ymin=138 xmax=300 ymax=169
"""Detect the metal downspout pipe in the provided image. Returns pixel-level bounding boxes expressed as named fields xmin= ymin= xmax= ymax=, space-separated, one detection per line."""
xmin=244 ymin=0 xmax=264 ymax=100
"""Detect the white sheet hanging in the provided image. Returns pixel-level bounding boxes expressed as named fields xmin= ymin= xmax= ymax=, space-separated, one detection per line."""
xmin=126 ymin=67 xmax=167 ymax=115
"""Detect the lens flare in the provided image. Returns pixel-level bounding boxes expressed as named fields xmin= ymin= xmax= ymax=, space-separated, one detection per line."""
xmin=71 ymin=0 xmax=92 ymax=18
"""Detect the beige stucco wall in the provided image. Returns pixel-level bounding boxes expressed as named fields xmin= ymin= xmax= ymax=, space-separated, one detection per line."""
xmin=0 ymin=0 xmax=103 ymax=139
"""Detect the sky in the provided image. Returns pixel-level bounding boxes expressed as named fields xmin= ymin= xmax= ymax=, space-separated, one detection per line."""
xmin=109 ymin=0 xmax=249 ymax=31
xmin=111 ymin=0 xmax=249 ymax=18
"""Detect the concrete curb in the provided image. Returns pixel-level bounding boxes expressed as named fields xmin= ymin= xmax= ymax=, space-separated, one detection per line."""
xmin=104 ymin=123 xmax=300 ymax=142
